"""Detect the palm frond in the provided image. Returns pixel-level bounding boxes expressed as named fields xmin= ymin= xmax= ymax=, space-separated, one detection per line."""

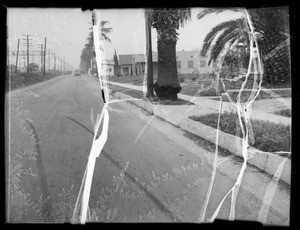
xmin=100 ymin=20 xmax=109 ymax=27
xmin=201 ymin=18 xmax=246 ymax=57
xmin=178 ymin=8 xmax=192 ymax=27
xmin=101 ymin=33 xmax=111 ymax=43
xmin=197 ymin=7 xmax=241 ymax=20
xmin=201 ymin=28 xmax=226 ymax=57
xmin=208 ymin=29 xmax=241 ymax=65
xmin=197 ymin=8 xmax=224 ymax=20
xmin=100 ymin=21 xmax=112 ymax=43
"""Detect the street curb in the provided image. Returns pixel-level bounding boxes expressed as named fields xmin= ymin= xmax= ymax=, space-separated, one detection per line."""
xmin=179 ymin=118 xmax=291 ymax=185
xmin=114 ymin=91 xmax=291 ymax=185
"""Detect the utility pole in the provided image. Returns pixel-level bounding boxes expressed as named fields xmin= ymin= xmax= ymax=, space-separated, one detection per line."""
xmin=27 ymin=36 xmax=29 ymax=72
xmin=63 ymin=57 xmax=65 ymax=74
xmin=54 ymin=55 xmax=56 ymax=73
xmin=61 ymin=58 xmax=63 ymax=74
xmin=38 ymin=44 xmax=43 ymax=73
xmin=22 ymin=35 xmax=33 ymax=73
xmin=48 ymin=49 xmax=51 ymax=72
xmin=43 ymin=37 xmax=46 ymax=76
xmin=145 ymin=9 xmax=154 ymax=98
xmin=15 ymin=39 xmax=20 ymax=70
xmin=6 ymin=31 xmax=9 ymax=70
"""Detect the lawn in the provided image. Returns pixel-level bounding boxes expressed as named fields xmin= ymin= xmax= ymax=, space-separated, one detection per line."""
xmin=180 ymin=80 xmax=220 ymax=97
xmin=209 ymin=88 xmax=291 ymax=103
xmin=189 ymin=111 xmax=291 ymax=157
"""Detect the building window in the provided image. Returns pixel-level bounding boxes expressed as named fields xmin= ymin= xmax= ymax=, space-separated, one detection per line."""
xmin=188 ymin=61 xmax=194 ymax=68
xmin=177 ymin=61 xmax=181 ymax=68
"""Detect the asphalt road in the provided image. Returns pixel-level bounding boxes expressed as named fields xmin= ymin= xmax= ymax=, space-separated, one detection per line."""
xmin=6 ymin=74 xmax=290 ymax=224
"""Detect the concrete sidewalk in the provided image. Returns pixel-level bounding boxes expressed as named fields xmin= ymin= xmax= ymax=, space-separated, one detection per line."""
xmin=104 ymin=79 xmax=291 ymax=185
xmin=107 ymin=80 xmax=291 ymax=126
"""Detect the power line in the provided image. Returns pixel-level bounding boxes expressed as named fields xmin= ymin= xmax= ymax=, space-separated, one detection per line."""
xmin=38 ymin=44 xmax=43 ymax=73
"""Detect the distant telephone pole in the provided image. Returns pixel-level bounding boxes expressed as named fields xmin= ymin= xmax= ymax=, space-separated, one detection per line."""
xmin=23 ymin=35 xmax=33 ymax=73
xmin=43 ymin=37 xmax=46 ymax=76
xmin=48 ymin=49 xmax=52 ymax=71
xmin=15 ymin=39 xmax=20 ymax=69
xmin=38 ymin=44 xmax=43 ymax=73
xmin=54 ymin=55 xmax=56 ymax=73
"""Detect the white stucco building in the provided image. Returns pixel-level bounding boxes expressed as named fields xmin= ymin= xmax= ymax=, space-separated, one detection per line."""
xmin=176 ymin=50 xmax=212 ymax=74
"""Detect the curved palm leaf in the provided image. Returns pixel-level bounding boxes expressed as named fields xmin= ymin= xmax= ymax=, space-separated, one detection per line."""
xmin=201 ymin=25 xmax=228 ymax=57
xmin=209 ymin=28 xmax=244 ymax=65
xmin=178 ymin=8 xmax=192 ymax=27
xmin=197 ymin=8 xmax=240 ymax=20
xmin=100 ymin=20 xmax=112 ymax=42
xmin=201 ymin=20 xmax=241 ymax=57
xmin=201 ymin=18 xmax=248 ymax=62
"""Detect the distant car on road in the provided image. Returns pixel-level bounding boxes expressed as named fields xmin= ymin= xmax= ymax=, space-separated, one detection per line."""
xmin=74 ymin=70 xmax=81 ymax=76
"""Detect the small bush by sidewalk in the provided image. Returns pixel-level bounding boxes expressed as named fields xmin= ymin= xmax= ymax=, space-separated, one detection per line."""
xmin=274 ymin=109 xmax=291 ymax=117
xmin=189 ymin=111 xmax=291 ymax=156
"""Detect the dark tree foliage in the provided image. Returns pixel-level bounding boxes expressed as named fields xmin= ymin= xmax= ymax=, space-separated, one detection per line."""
xmin=198 ymin=7 xmax=290 ymax=86
xmin=250 ymin=7 xmax=290 ymax=85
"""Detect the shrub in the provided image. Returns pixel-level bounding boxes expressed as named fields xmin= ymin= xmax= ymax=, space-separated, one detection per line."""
xmin=178 ymin=75 xmax=185 ymax=83
xmin=274 ymin=109 xmax=291 ymax=117
xmin=198 ymin=88 xmax=218 ymax=96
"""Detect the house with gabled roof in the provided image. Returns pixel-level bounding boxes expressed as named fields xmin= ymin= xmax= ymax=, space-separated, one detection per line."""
xmin=119 ymin=52 xmax=158 ymax=77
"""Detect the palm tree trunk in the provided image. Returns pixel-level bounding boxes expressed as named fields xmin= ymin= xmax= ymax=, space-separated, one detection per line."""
xmin=154 ymin=33 xmax=181 ymax=100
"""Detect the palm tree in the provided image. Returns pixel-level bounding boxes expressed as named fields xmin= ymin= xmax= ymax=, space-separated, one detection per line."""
xmin=80 ymin=21 xmax=112 ymax=74
xmin=147 ymin=8 xmax=191 ymax=100
xmin=198 ymin=7 xmax=290 ymax=85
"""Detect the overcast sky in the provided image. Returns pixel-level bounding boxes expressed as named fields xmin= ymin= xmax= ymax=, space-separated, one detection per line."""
xmin=7 ymin=8 xmax=242 ymax=69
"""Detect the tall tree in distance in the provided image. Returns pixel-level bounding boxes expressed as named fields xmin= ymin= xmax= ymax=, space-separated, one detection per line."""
xmin=113 ymin=49 xmax=120 ymax=76
xmin=80 ymin=21 xmax=112 ymax=74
